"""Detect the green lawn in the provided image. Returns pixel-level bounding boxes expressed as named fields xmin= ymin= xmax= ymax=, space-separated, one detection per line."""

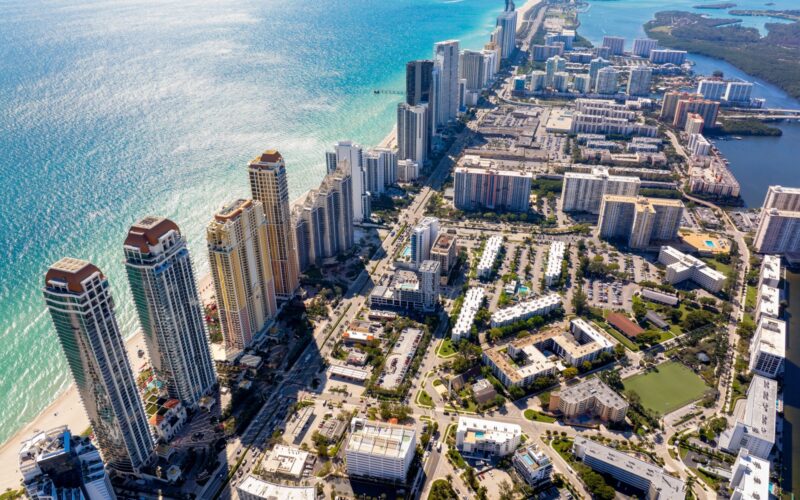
xmin=623 ymin=362 xmax=709 ymax=415
xmin=417 ymin=390 xmax=434 ymax=408
xmin=524 ymin=409 xmax=556 ymax=423
xmin=437 ymin=338 xmax=457 ymax=358
xmin=702 ymin=257 xmax=732 ymax=277
xmin=594 ymin=320 xmax=640 ymax=351
xmin=745 ymin=285 xmax=757 ymax=311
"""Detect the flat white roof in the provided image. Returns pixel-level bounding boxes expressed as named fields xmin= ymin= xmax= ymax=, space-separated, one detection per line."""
xmin=546 ymin=241 xmax=566 ymax=279
xmin=731 ymin=450 xmax=770 ymax=500
xmin=458 ymin=416 xmax=521 ymax=444
xmin=237 ymin=476 xmax=316 ymax=500
xmin=760 ymin=255 xmax=781 ymax=283
xmin=346 ymin=419 xmax=415 ymax=460
xmin=741 ymin=375 xmax=777 ymax=444
xmin=491 ymin=293 xmax=561 ymax=324
xmin=453 ymin=288 xmax=486 ymax=338
xmin=758 ymin=285 xmax=781 ymax=319
xmin=262 ymin=445 xmax=309 ymax=478
xmin=756 ymin=317 xmax=786 ymax=358
xmin=478 ymin=236 xmax=503 ymax=272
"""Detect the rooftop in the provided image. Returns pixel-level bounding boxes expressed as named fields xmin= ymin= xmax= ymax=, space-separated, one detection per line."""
xmin=237 ymin=476 xmax=315 ymax=500
xmin=557 ymin=378 xmax=627 ymax=410
xmin=755 ymin=317 xmax=786 ymax=358
xmin=740 ymin=375 xmax=777 ymax=443
xmin=124 ymin=217 xmax=180 ymax=252
xmin=214 ymin=198 xmax=253 ymax=222
xmin=347 ymin=418 xmax=415 ymax=459
xmin=606 ymin=312 xmax=644 ymax=338
xmin=458 ymin=416 xmax=521 ymax=444
xmin=45 ymin=258 xmax=102 ymax=293
xmin=262 ymin=445 xmax=309 ymax=478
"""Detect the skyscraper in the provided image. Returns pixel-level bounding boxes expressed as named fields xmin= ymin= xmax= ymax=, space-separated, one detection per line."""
xmin=496 ymin=10 xmax=518 ymax=61
xmin=561 ymin=167 xmax=641 ymax=214
xmin=594 ymin=66 xmax=619 ymax=95
xmin=327 ymin=141 xmax=370 ymax=223
xmin=626 ymin=66 xmax=652 ymax=96
xmin=43 ymin=258 xmax=154 ymax=473
xmin=124 ymin=217 xmax=216 ymax=408
xmin=632 ymin=38 xmax=657 ymax=58
xmin=459 ymin=50 xmax=489 ymax=92
xmin=597 ymin=195 xmax=684 ymax=249
xmin=588 ymin=58 xmax=610 ymax=90
xmin=754 ymin=186 xmax=800 ymax=254
xmin=405 ymin=60 xmax=434 ymax=106
xmin=207 ymin=199 xmax=277 ymax=358
xmin=545 ymin=55 xmax=566 ymax=88
xmin=410 ymin=217 xmax=440 ymax=265
xmin=248 ymin=150 xmax=300 ymax=299
xmin=364 ymin=147 xmax=397 ymax=194
xmin=397 ymin=103 xmax=429 ymax=165
xmin=433 ymin=40 xmax=460 ymax=127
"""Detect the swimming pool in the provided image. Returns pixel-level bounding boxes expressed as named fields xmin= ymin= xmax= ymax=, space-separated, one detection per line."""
xmin=401 ymin=245 xmax=411 ymax=257
xmin=704 ymin=240 xmax=716 ymax=248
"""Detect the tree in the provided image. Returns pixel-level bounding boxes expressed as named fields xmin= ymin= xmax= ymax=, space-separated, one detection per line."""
xmin=563 ymin=367 xmax=579 ymax=380
xmin=498 ymin=480 xmax=516 ymax=500
xmin=632 ymin=296 xmax=647 ymax=323
xmin=571 ymin=287 xmax=588 ymax=316
xmin=602 ymin=369 xmax=623 ymax=390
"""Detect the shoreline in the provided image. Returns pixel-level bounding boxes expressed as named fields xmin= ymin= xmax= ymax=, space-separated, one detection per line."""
xmin=0 ymin=117 xmax=400 ymax=492
xmin=515 ymin=0 xmax=543 ymax=31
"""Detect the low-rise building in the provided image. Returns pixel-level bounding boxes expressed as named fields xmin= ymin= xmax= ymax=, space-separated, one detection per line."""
xmin=573 ymin=437 xmax=686 ymax=500
xmin=237 ymin=476 xmax=316 ymax=500
xmin=729 ymin=450 xmax=770 ymax=500
xmin=19 ymin=426 xmax=116 ymax=500
xmin=640 ymin=288 xmax=679 ymax=306
xmin=658 ymin=246 xmax=727 ymax=293
xmin=478 ymin=235 xmax=503 ymax=279
xmin=719 ymin=375 xmax=777 ymax=459
xmin=749 ymin=317 xmax=786 ymax=379
xmin=456 ymin=417 xmax=521 ymax=458
xmin=262 ymin=445 xmax=311 ymax=479
xmin=606 ymin=312 xmax=644 ymax=339
xmin=483 ymin=336 xmax=558 ymax=388
xmin=345 ymin=418 xmax=416 ymax=482
xmin=545 ymin=241 xmax=566 ymax=286
xmin=549 ymin=378 xmax=628 ymax=422
xmin=149 ymin=398 xmax=187 ymax=442
xmin=471 ymin=378 xmax=498 ymax=404
xmin=342 ymin=320 xmax=382 ymax=345
xmin=547 ymin=318 xmax=615 ymax=367
xmin=452 ymin=287 xmax=486 ymax=341
xmin=513 ymin=444 xmax=553 ymax=488
xmin=490 ymin=293 xmax=562 ymax=327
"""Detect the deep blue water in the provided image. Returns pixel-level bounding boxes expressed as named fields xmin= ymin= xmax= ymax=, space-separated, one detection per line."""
xmin=0 ymin=0 xmax=504 ymax=446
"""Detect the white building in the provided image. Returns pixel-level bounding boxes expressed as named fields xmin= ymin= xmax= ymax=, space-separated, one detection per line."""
xmin=719 ymin=375 xmax=776 ymax=459
xmin=687 ymin=133 xmax=711 ymax=157
xmin=490 ymin=293 xmax=562 ymax=327
xmin=410 ymin=217 xmax=439 ymax=265
xmin=237 ymin=476 xmax=316 ymax=500
xmin=729 ymin=450 xmax=770 ymax=500
xmin=658 ymin=246 xmax=727 ymax=293
xmin=697 ymin=79 xmax=727 ymax=101
xmin=478 ymin=235 xmax=503 ymax=279
xmin=496 ymin=10 xmax=518 ymax=60
xmin=551 ymin=318 xmax=615 ymax=367
xmin=19 ymin=426 xmax=116 ymax=500
xmin=756 ymin=283 xmax=781 ymax=323
xmin=262 ymin=445 xmax=311 ymax=479
xmin=434 ymin=40 xmax=460 ymax=127
xmin=397 ymin=102 xmax=429 ymax=165
xmin=749 ymin=317 xmax=786 ymax=379
xmin=397 ymin=159 xmax=419 ymax=183
xmin=754 ymin=208 xmax=800 ymax=255
xmin=456 ymin=417 xmax=521 ymax=458
xmin=513 ymin=445 xmax=553 ymax=487
xmin=758 ymin=255 xmax=781 ymax=289
xmin=483 ymin=337 xmax=558 ymax=388
xmin=724 ymin=81 xmax=754 ymax=103
xmin=649 ymin=49 xmax=686 ymax=65
xmin=632 ymin=38 xmax=658 ymax=58
xmin=573 ymin=437 xmax=686 ymax=500
xmin=345 ymin=418 xmax=416 ymax=482
xmin=328 ymin=141 xmax=369 ymax=222
xmin=545 ymin=241 xmax=566 ymax=286
xmin=561 ymin=167 xmax=641 ymax=214
xmin=595 ymin=66 xmax=619 ymax=95
xmin=452 ymin=287 xmax=486 ymax=342
xmin=627 ymin=66 xmax=652 ymax=97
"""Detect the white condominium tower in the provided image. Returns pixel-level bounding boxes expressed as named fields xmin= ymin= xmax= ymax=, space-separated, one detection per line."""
xmin=597 ymin=195 xmax=684 ymax=249
xmin=754 ymin=185 xmax=800 ymax=254
xmin=561 ymin=167 xmax=641 ymax=214
xmin=627 ymin=66 xmax=652 ymax=96
xmin=326 ymin=141 xmax=370 ymax=223
xmin=124 ymin=217 xmax=216 ymax=408
xmin=207 ymin=199 xmax=277 ymax=358
xmin=43 ymin=258 xmax=154 ymax=474
xmin=397 ymin=103 xmax=429 ymax=164
xmin=496 ymin=10 xmax=518 ymax=61
xmin=434 ymin=40 xmax=460 ymax=127
xmin=410 ymin=217 xmax=440 ymax=265
xmin=248 ymin=150 xmax=300 ymax=299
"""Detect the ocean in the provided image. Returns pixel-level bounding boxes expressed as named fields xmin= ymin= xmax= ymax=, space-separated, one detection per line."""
xmin=0 ymin=0 xmax=505 ymax=446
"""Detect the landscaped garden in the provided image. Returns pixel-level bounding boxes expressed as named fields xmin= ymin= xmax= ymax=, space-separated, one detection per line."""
xmin=623 ymin=362 xmax=709 ymax=415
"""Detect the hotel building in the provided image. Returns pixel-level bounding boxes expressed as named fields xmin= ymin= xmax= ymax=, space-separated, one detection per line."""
xmin=207 ymin=199 xmax=277 ymax=358
xmin=124 ymin=217 xmax=216 ymax=408
xmin=43 ymin=258 xmax=154 ymax=473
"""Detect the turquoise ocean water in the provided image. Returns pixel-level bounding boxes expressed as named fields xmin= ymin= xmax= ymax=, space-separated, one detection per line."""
xmin=0 ymin=0 xmax=505 ymax=446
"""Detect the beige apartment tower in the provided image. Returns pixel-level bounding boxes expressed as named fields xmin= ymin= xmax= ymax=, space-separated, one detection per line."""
xmin=207 ymin=199 xmax=277 ymax=358
xmin=248 ymin=150 xmax=300 ymax=300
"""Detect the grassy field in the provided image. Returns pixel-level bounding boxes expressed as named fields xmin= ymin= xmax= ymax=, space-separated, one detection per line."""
xmin=524 ymin=409 xmax=557 ymax=423
xmin=623 ymin=362 xmax=709 ymax=415
xmin=437 ymin=338 xmax=457 ymax=358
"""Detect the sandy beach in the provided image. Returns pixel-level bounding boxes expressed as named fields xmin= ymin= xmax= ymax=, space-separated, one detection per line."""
xmin=516 ymin=0 xmax=543 ymax=31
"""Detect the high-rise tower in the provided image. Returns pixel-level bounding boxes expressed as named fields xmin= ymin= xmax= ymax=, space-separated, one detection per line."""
xmin=207 ymin=199 xmax=277 ymax=358
xmin=124 ymin=217 xmax=216 ymax=407
xmin=248 ymin=150 xmax=300 ymax=299
xmin=43 ymin=258 xmax=154 ymax=474
xmin=433 ymin=40 xmax=460 ymax=127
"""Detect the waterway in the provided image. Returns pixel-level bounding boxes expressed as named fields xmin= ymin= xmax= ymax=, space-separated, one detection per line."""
xmin=783 ymin=270 xmax=800 ymax=494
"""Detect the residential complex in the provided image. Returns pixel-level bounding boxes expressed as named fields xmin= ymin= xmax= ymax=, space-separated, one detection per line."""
xmin=749 ymin=317 xmax=786 ymax=379
xmin=369 ymin=261 xmax=440 ymax=311
xmin=452 ymin=287 xmax=486 ymax=342
xmin=483 ymin=335 xmax=558 ymax=388
xmin=429 ymin=233 xmax=458 ymax=275
xmin=549 ymin=377 xmax=628 ymax=423
xmin=456 ymin=417 xmax=521 ymax=458
xmin=759 ymin=254 xmax=782 ymax=289
xmin=490 ymin=293 xmax=562 ymax=327
xmin=345 ymin=418 xmax=416 ymax=482
xmin=512 ymin=445 xmax=553 ymax=488
xmin=573 ymin=437 xmax=686 ymax=500
xmin=43 ymin=258 xmax=154 ymax=473
xmin=124 ymin=217 xmax=216 ymax=408
xmin=756 ymin=283 xmax=781 ymax=323
xmin=237 ymin=476 xmax=316 ymax=500
xmin=207 ymin=199 xmax=277 ymax=358
xmin=454 ymin=159 xmax=532 ymax=213
xmin=545 ymin=241 xmax=565 ymax=286
xmin=597 ymin=195 xmax=684 ymax=249
xmin=410 ymin=217 xmax=439 ymax=265
xmin=496 ymin=10 xmax=518 ymax=60
xmin=19 ymin=426 xmax=116 ymax=499
xmin=478 ymin=235 xmax=503 ymax=279
xmin=720 ymin=375 xmax=777 ymax=459
xmin=326 ymin=141 xmax=370 ymax=223
xmin=397 ymin=102 xmax=429 ymax=164
xmin=434 ymin=40 xmax=460 ymax=127
xmin=729 ymin=450 xmax=770 ymax=500
xmin=248 ymin=150 xmax=300 ymax=299
xmin=658 ymin=246 xmax=727 ymax=293
xmin=560 ymin=166 xmax=640 ymax=214
xmin=545 ymin=318 xmax=615 ymax=368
